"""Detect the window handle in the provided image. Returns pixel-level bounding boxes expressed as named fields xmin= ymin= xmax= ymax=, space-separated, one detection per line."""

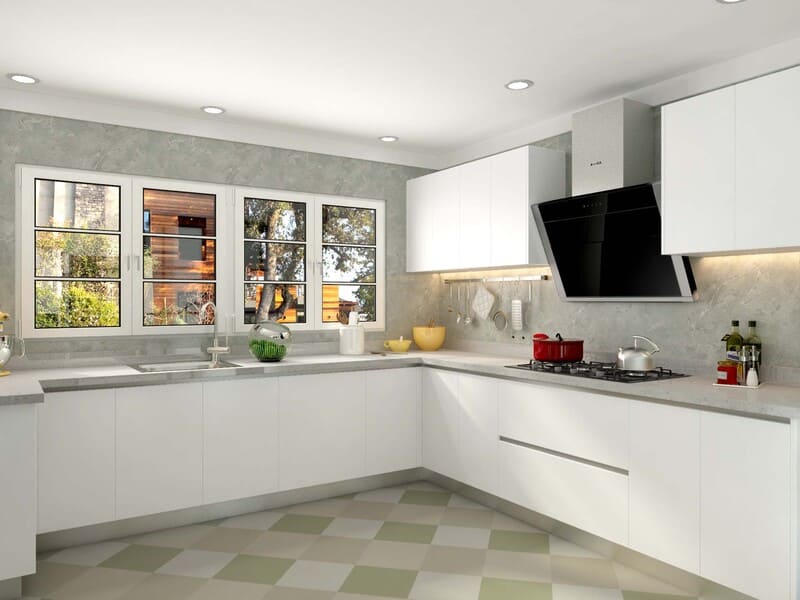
xmin=126 ymin=255 xmax=131 ymax=271
xmin=134 ymin=255 xmax=141 ymax=271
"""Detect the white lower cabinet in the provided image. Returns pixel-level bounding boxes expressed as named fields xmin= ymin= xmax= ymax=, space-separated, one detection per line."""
xmin=203 ymin=379 xmax=279 ymax=505
xmin=365 ymin=368 xmax=422 ymax=475
xmin=116 ymin=383 xmax=203 ymax=519
xmin=700 ymin=412 xmax=791 ymax=600
xmin=0 ymin=404 xmax=36 ymax=580
xmin=37 ymin=390 xmax=115 ymax=533
xmin=422 ymin=369 xmax=461 ymax=481
xmin=457 ymin=373 xmax=498 ymax=494
xmin=279 ymin=372 xmax=366 ymax=490
xmin=629 ymin=402 xmax=700 ymax=574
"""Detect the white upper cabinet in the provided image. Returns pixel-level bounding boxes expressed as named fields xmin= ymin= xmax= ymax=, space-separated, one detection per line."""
xmin=406 ymin=146 xmax=565 ymax=272
xmin=661 ymin=87 xmax=736 ymax=255
xmin=662 ymin=64 xmax=800 ymax=255
xmin=735 ymin=66 xmax=800 ymax=252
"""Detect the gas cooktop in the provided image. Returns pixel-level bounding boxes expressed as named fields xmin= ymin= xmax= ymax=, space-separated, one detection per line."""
xmin=505 ymin=360 xmax=688 ymax=384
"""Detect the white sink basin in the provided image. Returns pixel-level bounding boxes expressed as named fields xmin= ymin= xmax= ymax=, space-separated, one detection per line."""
xmin=131 ymin=360 xmax=238 ymax=373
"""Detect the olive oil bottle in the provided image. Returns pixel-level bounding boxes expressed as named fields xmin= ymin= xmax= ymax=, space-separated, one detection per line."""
xmin=721 ymin=320 xmax=744 ymax=361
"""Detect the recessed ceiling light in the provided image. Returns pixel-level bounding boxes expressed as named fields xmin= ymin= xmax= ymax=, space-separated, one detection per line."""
xmin=379 ymin=136 xmax=398 ymax=142
xmin=505 ymin=79 xmax=534 ymax=91
xmin=7 ymin=73 xmax=39 ymax=84
xmin=202 ymin=106 xmax=225 ymax=115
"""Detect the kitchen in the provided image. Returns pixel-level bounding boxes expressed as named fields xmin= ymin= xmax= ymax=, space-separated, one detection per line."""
xmin=1 ymin=2 xmax=800 ymax=600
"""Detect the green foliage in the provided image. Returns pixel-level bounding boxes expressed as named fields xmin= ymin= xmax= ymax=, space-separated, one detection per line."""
xmin=35 ymin=282 xmax=119 ymax=328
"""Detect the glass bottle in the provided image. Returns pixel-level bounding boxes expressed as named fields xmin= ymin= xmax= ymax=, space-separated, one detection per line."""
xmin=744 ymin=320 xmax=762 ymax=367
xmin=721 ymin=320 xmax=743 ymax=362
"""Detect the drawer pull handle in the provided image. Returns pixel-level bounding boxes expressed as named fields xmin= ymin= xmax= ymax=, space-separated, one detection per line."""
xmin=499 ymin=436 xmax=629 ymax=476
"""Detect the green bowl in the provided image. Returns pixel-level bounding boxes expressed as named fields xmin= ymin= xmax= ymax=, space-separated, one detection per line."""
xmin=249 ymin=339 xmax=288 ymax=362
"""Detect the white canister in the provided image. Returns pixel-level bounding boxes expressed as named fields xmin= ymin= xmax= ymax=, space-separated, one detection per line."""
xmin=339 ymin=325 xmax=365 ymax=355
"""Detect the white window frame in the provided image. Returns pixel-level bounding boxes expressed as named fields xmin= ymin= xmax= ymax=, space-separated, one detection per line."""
xmin=17 ymin=165 xmax=133 ymax=338
xmin=131 ymin=177 xmax=231 ymax=336
xmin=234 ymin=187 xmax=385 ymax=333
xmin=17 ymin=167 xmax=385 ymax=338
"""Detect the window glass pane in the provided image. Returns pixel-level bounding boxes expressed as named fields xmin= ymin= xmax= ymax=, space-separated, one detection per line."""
xmin=244 ymin=284 xmax=306 ymax=324
xmin=245 ymin=242 xmax=305 ymax=282
xmin=322 ymin=246 xmax=375 ymax=283
xmin=35 ymin=281 xmax=120 ymax=328
xmin=322 ymin=284 xmax=376 ymax=323
xmin=244 ymin=198 xmax=306 ymax=242
xmin=144 ymin=236 xmax=215 ymax=280
xmin=322 ymin=205 xmax=376 ymax=245
xmin=143 ymin=282 xmax=215 ymax=326
xmin=143 ymin=189 xmax=216 ymax=236
xmin=35 ymin=179 xmax=120 ymax=231
xmin=35 ymin=231 xmax=120 ymax=278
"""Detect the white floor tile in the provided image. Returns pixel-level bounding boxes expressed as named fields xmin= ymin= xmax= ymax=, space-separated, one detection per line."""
xmin=219 ymin=511 xmax=284 ymax=530
xmin=157 ymin=549 xmax=236 ymax=578
xmin=322 ymin=518 xmax=383 ymax=539
xmin=409 ymin=571 xmax=481 ymax=600
xmin=276 ymin=560 xmax=352 ymax=592
xmin=552 ymin=584 xmax=624 ymax=600
xmin=45 ymin=541 xmax=129 ymax=566
xmin=431 ymin=525 xmax=490 ymax=549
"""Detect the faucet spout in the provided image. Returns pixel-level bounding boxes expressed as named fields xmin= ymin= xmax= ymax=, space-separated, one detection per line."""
xmin=203 ymin=302 xmax=230 ymax=367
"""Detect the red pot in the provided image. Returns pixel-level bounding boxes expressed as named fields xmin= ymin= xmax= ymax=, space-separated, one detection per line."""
xmin=533 ymin=333 xmax=584 ymax=362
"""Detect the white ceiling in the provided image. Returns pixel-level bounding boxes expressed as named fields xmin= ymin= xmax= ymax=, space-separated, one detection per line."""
xmin=2 ymin=0 xmax=800 ymax=167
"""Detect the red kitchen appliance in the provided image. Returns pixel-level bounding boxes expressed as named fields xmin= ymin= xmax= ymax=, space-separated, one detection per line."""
xmin=532 ymin=333 xmax=584 ymax=362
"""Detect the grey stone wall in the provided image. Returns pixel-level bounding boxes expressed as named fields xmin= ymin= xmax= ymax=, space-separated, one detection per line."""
xmin=0 ymin=109 xmax=436 ymax=360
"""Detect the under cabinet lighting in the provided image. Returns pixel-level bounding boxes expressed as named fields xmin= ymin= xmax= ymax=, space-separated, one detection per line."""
xmin=379 ymin=136 xmax=399 ymax=142
xmin=7 ymin=73 xmax=39 ymax=84
xmin=201 ymin=106 xmax=225 ymax=115
xmin=715 ymin=0 xmax=746 ymax=3
xmin=505 ymin=79 xmax=534 ymax=91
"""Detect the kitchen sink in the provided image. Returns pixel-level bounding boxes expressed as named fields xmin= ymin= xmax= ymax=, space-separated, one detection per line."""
xmin=130 ymin=359 xmax=238 ymax=373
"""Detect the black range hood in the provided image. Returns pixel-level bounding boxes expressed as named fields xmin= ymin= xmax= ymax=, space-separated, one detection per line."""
xmin=532 ymin=183 xmax=696 ymax=302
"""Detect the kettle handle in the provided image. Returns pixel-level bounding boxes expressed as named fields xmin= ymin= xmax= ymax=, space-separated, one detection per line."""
xmin=633 ymin=335 xmax=659 ymax=353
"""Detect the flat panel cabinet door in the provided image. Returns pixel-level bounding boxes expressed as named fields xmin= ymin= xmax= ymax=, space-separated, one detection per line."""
xmin=457 ymin=373 xmax=498 ymax=494
xmin=490 ymin=147 xmax=529 ymax=267
xmin=458 ymin=161 xmax=491 ymax=269
xmin=629 ymin=403 xmax=700 ymax=574
xmin=422 ymin=369 xmax=460 ymax=480
xmin=735 ymin=66 xmax=800 ymax=251
xmin=498 ymin=380 xmax=628 ymax=470
xmin=365 ymin=368 xmax=422 ymax=475
xmin=203 ymin=379 xmax=279 ymax=505
xmin=498 ymin=441 xmax=628 ymax=546
xmin=279 ymin=372 xmax=366 ymax=490
xmin=37 ymin=390 xmax=115 ymax=533
xmin=406 ymin=176 xmax=433 ymax=272
xmin=116 ymin=384 xmax=203 ymax=519
xmin=661 ymin=87 xmax=736 ymax=254
xmin=700 ymin=413 xmax=791 ymax=600
xmin=0 ymin=405 xmax=36 ymax=580
xmin=430 ymin=168 xmax=460 ymax=270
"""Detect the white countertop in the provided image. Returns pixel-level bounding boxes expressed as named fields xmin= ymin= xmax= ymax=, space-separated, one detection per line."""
xmin=2 ymin=350 xmax=800 ymax=420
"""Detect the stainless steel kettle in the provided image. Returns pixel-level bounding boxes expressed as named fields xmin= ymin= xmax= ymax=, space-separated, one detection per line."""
xmin=617 ymin=335 xmax=660 ymax=371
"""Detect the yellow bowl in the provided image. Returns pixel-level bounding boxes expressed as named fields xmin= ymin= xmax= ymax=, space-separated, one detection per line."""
xmin=412 ymin=326 xmax=446 ymax=351
xmin=384 ymin=339 xmax=412 ymax=353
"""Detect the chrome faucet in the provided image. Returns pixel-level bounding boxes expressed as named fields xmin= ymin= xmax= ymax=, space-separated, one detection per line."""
xmin=204 ymin=303 xmax=230 ymax=367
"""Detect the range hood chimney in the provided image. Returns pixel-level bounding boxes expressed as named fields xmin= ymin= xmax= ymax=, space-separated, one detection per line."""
xmin=571 ymin=98 xmax=654 ymax=196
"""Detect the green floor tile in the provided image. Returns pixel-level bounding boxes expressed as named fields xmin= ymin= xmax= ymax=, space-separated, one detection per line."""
xmin=375 ymin=521 xmax=437 ymax=544
xmin=98 ymin=544 xmax=182 ymax=572
xmin=480 ymin=577 xmax=552 ymax=600
xmin=269 ymin=514 xmax=334 ymax=535
xmin=399 ymin=489 xmax=451 ymax=506
xmin=489 ymin=530 xmax=549 ymax=553
xmin=339 ymin=565 xmax=417 ymax=598
xmin=622 ymin=592 xmax=697 ymax=600
xmin=214 ymin=554 xmax=294 ymax=585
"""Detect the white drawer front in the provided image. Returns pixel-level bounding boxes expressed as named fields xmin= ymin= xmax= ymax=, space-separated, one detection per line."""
xmin=499 ymin=380 xmax=628 ymax=469
xmin=498 ymin=439 xmax=629 ymax=546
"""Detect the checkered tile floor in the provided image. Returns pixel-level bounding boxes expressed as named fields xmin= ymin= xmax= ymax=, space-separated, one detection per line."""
xmin=23 ymin=481 xmax=698 ymax=600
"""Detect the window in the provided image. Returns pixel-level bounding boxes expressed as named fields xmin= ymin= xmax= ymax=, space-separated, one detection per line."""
xmin=18 ymin=167 xmax=383 ymax=337
xmin=235 ymin=189 xmax=384 ymax=332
